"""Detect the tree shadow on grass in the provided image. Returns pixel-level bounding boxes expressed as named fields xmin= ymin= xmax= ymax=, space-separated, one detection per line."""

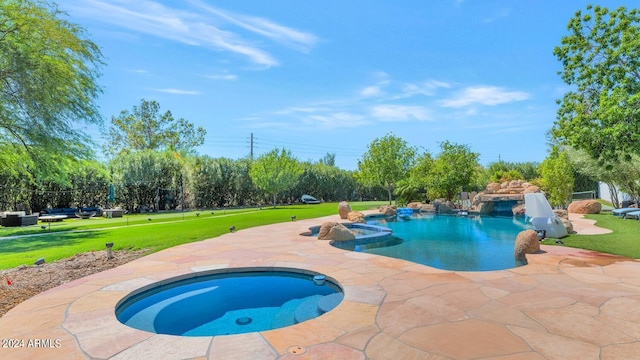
xmin=0 ymin=230 xmax=106 ymax=255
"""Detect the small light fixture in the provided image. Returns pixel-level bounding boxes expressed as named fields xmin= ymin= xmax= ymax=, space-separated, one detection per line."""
xmin=536 ymin=230 xmax=546 ymax=241
xmin=196 ymin=212 xmax=200 ymax=217
xmin=291 ymin=215 xmax=296 ymax=221
xmin=34 ymin=258 xmax=45 ymax=266
xmin=229 ymin=225 xmax=236 ymax=233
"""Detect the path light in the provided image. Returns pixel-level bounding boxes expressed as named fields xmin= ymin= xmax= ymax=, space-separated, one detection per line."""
xmin=291 ymin=215 xmax=296 ymax=221
xmin=555 ymin=239 xmax=564 ymax=245
xmin=106 ymin=242 xmax=114 ymax=260
xmin=229 ymin=225 xmax=236 ymax=233
xmin=41 ymin=225 xmax=46 ymax=230
xmin=148 ymin=217 xmax=152 ymax=221
xmin=34 ymin=258 xmax=45 ymax=266
xmin=196 ymin=212 xmax=200 ymax=217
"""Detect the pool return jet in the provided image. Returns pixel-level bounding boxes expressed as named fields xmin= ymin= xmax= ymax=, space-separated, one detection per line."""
xmin=524 ymin=193 xmax=568 ymax=239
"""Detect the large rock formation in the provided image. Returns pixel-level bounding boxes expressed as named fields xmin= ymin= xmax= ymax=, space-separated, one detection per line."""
xmin=347 ymin=211 xmax=365 ymax=223
xmin=317 ymin=222 xmax=355 ymax=241
xmin=471 ymin=180 xmax=543 ymax=216
xmin=567 ymin=200 xmax=601 ymax=214
xmin=338 ymin=201 xmax=352 ymax=219
xmin=406 ymin=202 xmax=423 ymax=209
xmin=514 ymin=229 xmax=541 ymax=261
xmin=379 ymin=205 xmax=397 ymax=216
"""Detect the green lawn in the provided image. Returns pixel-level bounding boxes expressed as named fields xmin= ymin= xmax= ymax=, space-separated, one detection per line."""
xmin=541 ymin=213 xmax=640 ymax=258
xmin=0 ymin=202 xmax=387 ymax=270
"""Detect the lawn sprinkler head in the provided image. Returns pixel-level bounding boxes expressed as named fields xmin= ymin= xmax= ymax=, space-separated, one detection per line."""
xmin=229 ymin=225 xmax=236 ymax=233
xmin=555 ymin=239 xmax=564 ymax=245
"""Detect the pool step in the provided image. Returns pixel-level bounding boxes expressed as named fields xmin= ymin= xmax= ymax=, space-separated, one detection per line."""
xmin=317 ymin=293 xmax=343 ymax=313
xmin=293 ymin=295 xmax=323 ymax=323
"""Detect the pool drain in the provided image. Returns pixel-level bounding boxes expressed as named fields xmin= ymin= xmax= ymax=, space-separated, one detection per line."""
xmin=287 ymin=346 xmax=306 ymax=355
xmin=235 ymin=317 xmax=252 ymax=325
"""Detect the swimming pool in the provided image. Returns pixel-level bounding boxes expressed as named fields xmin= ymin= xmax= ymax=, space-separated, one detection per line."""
xmin=332 ymin=213 xmax=532 ymax=271
xmin=116 ymin=268 xmax=343 ymax=336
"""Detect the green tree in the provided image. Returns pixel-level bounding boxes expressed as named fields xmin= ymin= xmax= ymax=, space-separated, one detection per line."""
xmin=423 ymin=141 xmax=479 ymax=201
xmin=539 ymin=147 xmax=574 ymax=208
xmin=105 ymin=99 xmax=206 ymax=157
xmin=357 ymin=133 xmax=416 ymax=204
xmin=552 ymin=5 xmax=640 ymax=161
xmin=249 ymin=148 xmax=303 ymax=208
xmin=0 ymin=0 xmax=103 ymax=180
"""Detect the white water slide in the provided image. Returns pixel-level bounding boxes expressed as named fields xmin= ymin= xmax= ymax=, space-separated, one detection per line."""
xmin=524 ymin=193 xmax=568 ymax=238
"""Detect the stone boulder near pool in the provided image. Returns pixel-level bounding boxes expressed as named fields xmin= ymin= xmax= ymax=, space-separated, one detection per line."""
xmin=347 ymin=211 xmax=365 ymax=223
xmin=523 ymin=185 xmax=541 ymax=194
xmin=317 ymin=222 xmax=355 ymax=241
xmin=485 ymin=182 xmax=502 ymax=194
xmin=514 ymin=229 xmax=540 ymax=261
xmin=567 ymin=200 xmax=601 ymax=214
xmin=407 ymin=202 xmax=423 ymax=209
xmin=379 ymin=205 xmax=397 ymax=216
xmin=338 ymin=201 xmax=352 ymax=219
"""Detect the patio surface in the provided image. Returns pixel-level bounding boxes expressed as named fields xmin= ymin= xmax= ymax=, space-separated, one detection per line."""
xmin=1 ymin=212 xmax=639 ymax=359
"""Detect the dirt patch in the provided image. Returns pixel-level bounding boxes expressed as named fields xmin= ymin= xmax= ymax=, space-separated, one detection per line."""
xmin=0 ymin=250 xmax=147 ymax=317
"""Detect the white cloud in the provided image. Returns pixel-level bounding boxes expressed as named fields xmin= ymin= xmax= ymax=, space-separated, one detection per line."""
xmin=371 ymin=105 xmax=431 ymax=122
xmin=440 ymin=86 xmax=529 ymax=107
xmin=64 ymin=0 xmax=317 ymax=67
xmin=303 ymin=112 xmax=368 ymax=129
xmin=401 ymin=80 xmax=451 ymax=97
xmin=206 ymin=74 xmax=238 ymax=81
xmin=361 ymin=86 xmax=383 ymax=97
xmin=154 ymin=88 xmax=201 ymax=95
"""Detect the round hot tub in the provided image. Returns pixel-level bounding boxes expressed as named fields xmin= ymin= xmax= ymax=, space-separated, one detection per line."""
xmin=115 ymin=268 xmax=343 ymax=336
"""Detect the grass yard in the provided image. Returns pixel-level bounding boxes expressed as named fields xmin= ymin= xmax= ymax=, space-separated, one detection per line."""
xmin=542 ymin=213 xmax=640 ymax=258
xmin=0 ymin=201 xmax=387 ymax=270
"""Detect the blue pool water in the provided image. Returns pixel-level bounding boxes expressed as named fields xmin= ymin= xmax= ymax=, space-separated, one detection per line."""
xmin=332 ymin=213 xmax=532 ymax=271
xmin=116 ymin=269 xmax=343 ymax=336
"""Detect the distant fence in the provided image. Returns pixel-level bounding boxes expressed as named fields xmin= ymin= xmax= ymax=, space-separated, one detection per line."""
xmin=572 ymin=190 xmax=596 ymax=200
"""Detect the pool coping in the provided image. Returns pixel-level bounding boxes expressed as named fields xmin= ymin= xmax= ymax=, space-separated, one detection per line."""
xmin=1 ymin=211 xmax=640 ymax=359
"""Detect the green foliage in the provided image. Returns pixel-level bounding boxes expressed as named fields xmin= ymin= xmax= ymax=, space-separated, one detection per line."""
xmin=552 ymin=5 xmax=640 ymax=161
xmin=490 ymin=170 xmax=524 ymax=183
xmin=483 ymin=161 xmax=539 ymax=184
xmin=357 ymin=133 xmax=416 ymax=204
xmin=421 ymin=141 xmax=479 ymax=201
xmin=249 ymin=148 xmax=303 ymax=207
xmin=538 ymin=147 xmax=574 ymax=208
xmin=291 ymin=161 xmax=356 ymax=202
xmin=110 ymin=150 xmax=183 ymax=211
xmin=0 ymin=0 xmax=103 ymax=180
xmin=566 ymin=146 xmax=640 ymax=207
xmin=105 ymin=99 xmax=206 ymax=157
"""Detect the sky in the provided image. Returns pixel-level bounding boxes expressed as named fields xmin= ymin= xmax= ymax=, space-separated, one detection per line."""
xmin=60 ymin=0 xmax=637 ymax=170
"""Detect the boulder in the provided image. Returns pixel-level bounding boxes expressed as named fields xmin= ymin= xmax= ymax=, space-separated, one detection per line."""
xmin=567 ymin=200 xmax=602 ymax=214
xmin=501 ymin=181 xmax=510 ymax=189
xmin=514 ymin=229 xmax=541 ymax=261
xmin=433 ymin=199 xmax=454 ymax=214
xmin=338 ymin=201 xmax=352 ymax=219
xmin=477 ymin=201 xmax=494 ymax=215
xmin=379 ymin=205 xmax=397 ymax=216
xmin=561 ymin=218 xmax=574 ymax=234
xmin=553 ymin=209 xmax=568 ymax=220
xmin=485 ymin=183 xmax=502 ymax=194
xmin=419 ymin=204 xmax=436 ymax=213
xmin=347 ymin=211 xmax=365 ymax=223
xmin=509 ymin=180 xmax=523 ymax=188
xmin=317 ymin=222 xmax=355 ymax=241
xmin=512 ymin=204 xmax=526 ymax=216
xmin=523 ymin=185 xmax=541 ymax=194
xmin=407 ymin=202 xmax=423 ymax=209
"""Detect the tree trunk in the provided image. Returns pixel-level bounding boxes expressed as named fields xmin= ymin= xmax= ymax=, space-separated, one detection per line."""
xmin=387 ymin=187 xmax=392 ymax=205
xmin=273 ymin=193 xmax=277 ymax=208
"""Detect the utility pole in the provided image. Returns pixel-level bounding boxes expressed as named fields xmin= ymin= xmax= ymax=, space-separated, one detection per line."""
xmin=249 ymin=133 xmax=254 ymax=160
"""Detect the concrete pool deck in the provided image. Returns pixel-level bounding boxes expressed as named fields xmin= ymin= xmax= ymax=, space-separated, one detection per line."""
xmin=1 ymin=212 xmax=640 ymax=359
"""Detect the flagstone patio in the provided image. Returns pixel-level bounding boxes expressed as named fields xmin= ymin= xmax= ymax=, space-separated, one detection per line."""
xmin=1 ymin=213 xmax=639 ymax=359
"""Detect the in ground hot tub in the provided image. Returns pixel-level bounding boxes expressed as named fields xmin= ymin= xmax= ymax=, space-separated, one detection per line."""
xmin=115 ymin=268 xmax=343 ymax=336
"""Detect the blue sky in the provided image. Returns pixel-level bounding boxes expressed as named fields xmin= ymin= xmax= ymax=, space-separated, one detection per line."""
xmin=61 ymin=1 xmax=635 ymax=170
